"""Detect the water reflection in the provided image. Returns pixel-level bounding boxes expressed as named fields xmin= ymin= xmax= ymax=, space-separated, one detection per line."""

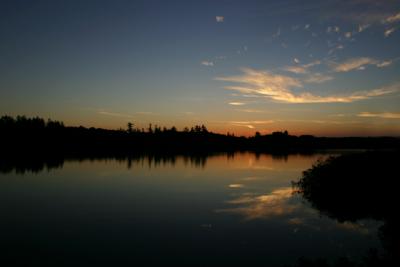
xmin=217 ymin=187 xmax=379 ymax=237
xmin=217 ymin=187 xmax=304 ymax=220
xmin=0 ymin=154 xmax=213 ymax=174
xmin=0 ymin=157 xmax=64 ymax=174
xmin=0 ymin=151 xmax=321 ymax=174
xmin=0 ymin=151 xmax=384 ymax=266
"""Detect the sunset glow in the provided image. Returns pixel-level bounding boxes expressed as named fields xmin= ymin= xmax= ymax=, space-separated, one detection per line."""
xmin=1 ymin=0 xmax=399 ymax=136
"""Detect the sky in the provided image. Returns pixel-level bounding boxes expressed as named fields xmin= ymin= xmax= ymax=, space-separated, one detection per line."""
xmin=1 ymin=0 xmax=400 ymax=136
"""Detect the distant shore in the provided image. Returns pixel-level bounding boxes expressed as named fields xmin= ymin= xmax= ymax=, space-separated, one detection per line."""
xmin=1 ymin=115 xmax=399 ymax=156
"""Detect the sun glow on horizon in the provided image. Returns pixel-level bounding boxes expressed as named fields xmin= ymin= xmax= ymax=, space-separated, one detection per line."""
xmin=0 ymin=1 xmax=399 ymax=136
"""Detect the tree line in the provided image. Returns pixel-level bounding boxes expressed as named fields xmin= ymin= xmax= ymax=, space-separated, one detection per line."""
xmin=1 ymin=115 xmax=399 ymax=156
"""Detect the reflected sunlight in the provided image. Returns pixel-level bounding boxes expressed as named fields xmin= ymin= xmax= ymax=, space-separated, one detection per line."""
xmin=216 ymin=187 xmax=306 ymax=220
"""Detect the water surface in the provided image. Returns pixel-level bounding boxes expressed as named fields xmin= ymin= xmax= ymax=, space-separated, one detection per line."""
xmin=0 ymin=153 xmax=382 ymax=266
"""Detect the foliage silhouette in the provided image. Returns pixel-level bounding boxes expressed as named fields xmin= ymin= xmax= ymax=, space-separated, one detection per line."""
xmin=1 ymin=115 xmax=399 ymax=158
xmin=293 ymin=150 xmax=400 ymax=267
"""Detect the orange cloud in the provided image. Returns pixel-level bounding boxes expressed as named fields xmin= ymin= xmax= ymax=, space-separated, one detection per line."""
xmin=217 ymin=68 xmax=397 ymax=103
xmin=358 ymin=112 xmax=400 ymax=119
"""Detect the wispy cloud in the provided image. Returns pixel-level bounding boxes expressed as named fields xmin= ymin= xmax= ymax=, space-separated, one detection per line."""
xmin=217 ymin=68 xmax=397 ymax=104
xmin=217 ymin=68 xmax=302 ymax=99
xmin=344 ymin=31 xmax=352 ymax=38
xmin=230 ymin=120 xmax=274 ymax=125
xmin=332 ymin=57 xmax=377 ymax=72
xmin=236 ymin=109 xmax=266 ymax=113
xmin=376 ymin=60 xmax=392 ymax=68
xmin=229 ymin=184 xmax=244 ymax=188
xmin=333 ymin=57 xmax=395 ymax=72
xmin=284 ymin=60 xmax=321 ymax=74
xmin=285 ymin=119 xmax=361 ymax=125
xmin=329 ymin=4 xmax=394 ymax=25
xmin=284 ymin=62 xmax=331 ymax=84
xmin=216 ymin=16 xmax=224 ymax=22
xmin=358 ymin=112 xmax=400 ymax=119
xmin=303 ymin=60 xmax=321 ymax=68
xmin=229 ymin=120 xmax=275 ymax=129
xmin=384 ymin=27 xmax=396 ymax=37
xmin=383 ymin=12 xmax=400 ymax=24
xmin=329 ymin=113 xmax=347 ymax=118
xmin=358 ymin=24 xmax=370 ymax=32
xmin=304 ymin=73 xmax=333 ymax=84
xmin=98 ymin=111 xmax=135 ymax=118
xmin=328 ymin=44 xmax=344 ymax=55
xmin=201 ymin=60 xmax=214 ymax=66
xmin=273 ymin=27 xmax=281 ymax=38
xmin=229 ymin=102 xmax=245 ymax=106
xmin=238 ymin=124 xmax=255 ymax=129
xmin=284 ymin=66 xmax=307 ymax=74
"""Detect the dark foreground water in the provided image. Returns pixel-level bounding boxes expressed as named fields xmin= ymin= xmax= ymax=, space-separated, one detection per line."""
xmin=0 ymin=153 xmax=382 ymax=266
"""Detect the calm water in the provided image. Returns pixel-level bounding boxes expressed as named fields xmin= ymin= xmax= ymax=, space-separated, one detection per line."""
xmin=0 ymin=153 xmax=382 ymax=266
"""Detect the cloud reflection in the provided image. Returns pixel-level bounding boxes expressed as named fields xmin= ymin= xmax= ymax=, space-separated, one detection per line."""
xmin=216 ymin=186 xmax=380 ymax=236
xmin=216 ymin=187 xmax=305 ymax=220
xmin=229 ymin=183 xmax=244 ymax=188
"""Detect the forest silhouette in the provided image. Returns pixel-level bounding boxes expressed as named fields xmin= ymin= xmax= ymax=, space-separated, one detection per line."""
xmin=1 ymin=115 xmax=399 ymax=158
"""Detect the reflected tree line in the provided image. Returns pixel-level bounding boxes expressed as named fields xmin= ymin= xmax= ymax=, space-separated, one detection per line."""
xmin=0 ymin=157 xmax=64 ymax=174
xmin=0 ymin=151 xmax=306 ymax=174
xmin=292 ymin=150 xmax=399 ymax=267
xmin=0 ymin=154 xmax=211 ymax=174
xmin=1 ymin=115 xmax=399 ymax=157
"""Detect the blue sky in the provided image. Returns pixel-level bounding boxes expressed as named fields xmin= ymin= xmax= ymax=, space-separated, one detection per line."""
xmin=1 ymin=0 xmax=400 ymax=136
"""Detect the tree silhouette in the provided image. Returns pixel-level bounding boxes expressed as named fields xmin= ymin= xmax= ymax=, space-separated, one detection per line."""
xmin=127 ymin=122 xmax=134 ymax=133
xmin=0 ymin=115 xmax=399 ymax=156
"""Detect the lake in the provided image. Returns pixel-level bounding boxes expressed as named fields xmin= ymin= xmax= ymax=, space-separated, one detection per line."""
xmin=0 ymin=152 xmax=382 ymax=266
